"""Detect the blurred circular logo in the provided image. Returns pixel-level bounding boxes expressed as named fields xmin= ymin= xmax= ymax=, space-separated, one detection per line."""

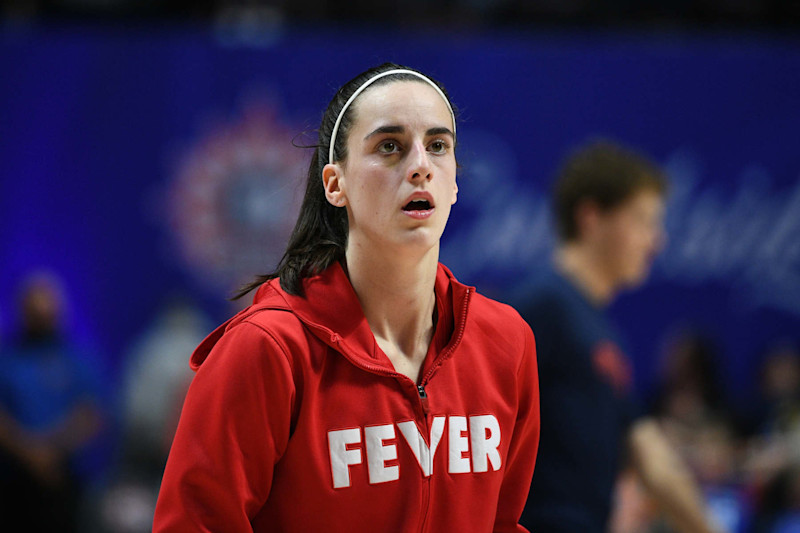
xmin=167 ymin=99 xmax=308 ymax=293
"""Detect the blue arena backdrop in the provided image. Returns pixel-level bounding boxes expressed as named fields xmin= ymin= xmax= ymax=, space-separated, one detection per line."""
xmin=1 ymin=22 xmax=798 ymax=411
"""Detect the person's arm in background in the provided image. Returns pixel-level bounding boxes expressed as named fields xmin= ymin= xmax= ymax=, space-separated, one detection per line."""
xmin=48 ymin=401 xmax=103 ymax=453
xmin=0 ymin=408 xmax=66 ymax=487
xmin=629 ymin=417 xmax=723 ymax=533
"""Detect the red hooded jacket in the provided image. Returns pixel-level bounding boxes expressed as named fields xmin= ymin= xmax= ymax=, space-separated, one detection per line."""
xmin=153 ymin=262 xmax=539 ymax=532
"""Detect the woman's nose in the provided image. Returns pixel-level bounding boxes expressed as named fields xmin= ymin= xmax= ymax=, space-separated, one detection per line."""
xmin=407 ymin=142 xmax=432 ymax=182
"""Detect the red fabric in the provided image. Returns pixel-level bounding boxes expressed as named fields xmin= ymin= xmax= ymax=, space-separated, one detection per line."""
xmin=153 ymin=263 xmax=539 ymax=532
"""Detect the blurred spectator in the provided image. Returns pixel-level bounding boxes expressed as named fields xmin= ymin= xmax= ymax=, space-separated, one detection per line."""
xmin=749 ymin=341 xmax=800 ymax=440
xmin=93 ymin=294 xmax=211 ymax=533
xmin=0 ymin=270 xmax=105 ymax=532
xmin=610 ymin=419 xmax=751 ymax=533
xmin=652 ymin=329 xmax=730 ymax=430
xmin=118 ymin=293 xmax=210 ymax=471
xmin=743 ymin=341 xmax=800 ymax=532
xmin=518 ymin=140 xmax=720 ymax=533
xmin=648 ymin=329 xmax=751 ymax=532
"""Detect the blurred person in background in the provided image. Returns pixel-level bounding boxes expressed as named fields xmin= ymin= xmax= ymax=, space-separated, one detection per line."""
xmin=119 ymin=294 xmax=211 ymax=475
xmin=743 ymin=341 xmax=800 ymax=532
xmin=518 ymin=140 xmax=721 ymax=533
xmin=748 ymin=341 xmax=800 ymax=442
xmin=650 ymin=329 xmax=750 ymax=532
xmin=651 ymin=330 xmax=730 ymax=432
xmin=0 ymin=270 xmax=105 ymax=532
xmin=93 ymin=294 xmax=211 ymax=533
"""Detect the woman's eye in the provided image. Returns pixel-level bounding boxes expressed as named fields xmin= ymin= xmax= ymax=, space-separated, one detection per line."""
xmin=429 ymin=140 xmax=447 ymax=154
xmin=378 ymin=141 xmax=398 ymax=153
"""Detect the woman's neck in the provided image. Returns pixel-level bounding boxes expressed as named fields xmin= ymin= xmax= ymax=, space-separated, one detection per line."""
xmin=345 ymin=241 xmax=439 ymax=382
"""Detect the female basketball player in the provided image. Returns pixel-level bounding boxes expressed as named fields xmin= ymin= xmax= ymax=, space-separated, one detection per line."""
xmin=153 ymin=63 xmax=539 ymax=532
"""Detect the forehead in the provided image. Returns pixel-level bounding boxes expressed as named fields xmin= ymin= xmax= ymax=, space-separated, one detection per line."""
xmin=609 ymin=189 xmax=664 ymax=222
xmin=349 ymin=80 xmax=453 ymax=131
xmin=626 ymin=188 xmax=664 ymax=211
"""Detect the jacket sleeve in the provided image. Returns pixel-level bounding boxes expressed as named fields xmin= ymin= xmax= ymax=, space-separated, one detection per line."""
xmin=153 ymin=321 xmax=296 ymax=532
xmin=494 ymin=321 xmax=540 ymax=533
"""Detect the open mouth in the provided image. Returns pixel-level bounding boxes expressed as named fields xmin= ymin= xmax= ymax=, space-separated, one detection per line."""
xmin=403 ymin=199 xmax=433 ymax=211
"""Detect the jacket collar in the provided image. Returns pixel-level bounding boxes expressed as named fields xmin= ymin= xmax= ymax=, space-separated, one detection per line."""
xmin=191 ymin=261 xmax=472 ymax=372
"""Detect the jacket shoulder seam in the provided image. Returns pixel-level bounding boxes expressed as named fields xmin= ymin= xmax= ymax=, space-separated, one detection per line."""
xmin=230 ymin=317 xmax=299 ymax=380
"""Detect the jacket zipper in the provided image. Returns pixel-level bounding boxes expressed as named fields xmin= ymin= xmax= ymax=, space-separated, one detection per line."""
xmin=417 ymin=383 xmax=431 ymax=533
xmin=415 ymin=288 xmax=471 ymax=533
xmin=420 ymin=287 xmax=472 ymax=386
xmin=417 ymin=384 xmax=429 ymax=414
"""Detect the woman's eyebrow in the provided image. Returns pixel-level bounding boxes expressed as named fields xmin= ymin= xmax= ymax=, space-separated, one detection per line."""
xmin=364 ymin=125 xmax=404 ymax=140
xmin=363 ymin=125 xmax=454 ymax=141
xmin=426 ymin=127 xmax=454 ymax=139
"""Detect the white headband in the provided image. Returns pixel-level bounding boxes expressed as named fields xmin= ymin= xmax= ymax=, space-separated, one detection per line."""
xmin=327 ymin=69 xmax=456 ymax=165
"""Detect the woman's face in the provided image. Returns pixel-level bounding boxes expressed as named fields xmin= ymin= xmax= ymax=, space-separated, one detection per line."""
xmin=323 ymin=80 xmax=458 ymax=256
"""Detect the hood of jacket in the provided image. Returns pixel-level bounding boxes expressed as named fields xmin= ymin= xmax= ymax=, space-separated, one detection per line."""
xmin=190 ymin=261 xmax=473 ymax=373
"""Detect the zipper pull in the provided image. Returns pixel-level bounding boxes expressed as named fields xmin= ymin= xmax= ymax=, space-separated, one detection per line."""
xmin=417 ymin=384 xmax=430 ymax=414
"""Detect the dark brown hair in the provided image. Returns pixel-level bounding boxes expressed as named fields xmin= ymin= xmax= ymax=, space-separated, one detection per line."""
xmin=553 ymin=139 xmax=668 ymax=242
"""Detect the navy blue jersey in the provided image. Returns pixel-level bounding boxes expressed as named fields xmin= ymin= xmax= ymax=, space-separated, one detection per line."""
xmin=518 ymin=267 xmax=640 ymax=532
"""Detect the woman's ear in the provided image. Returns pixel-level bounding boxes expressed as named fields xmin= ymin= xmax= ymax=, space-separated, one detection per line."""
xmin=322 ymin=163 xmax=347 ymax=207
xmin=451 ymin=179 xmax=458 ymax=205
